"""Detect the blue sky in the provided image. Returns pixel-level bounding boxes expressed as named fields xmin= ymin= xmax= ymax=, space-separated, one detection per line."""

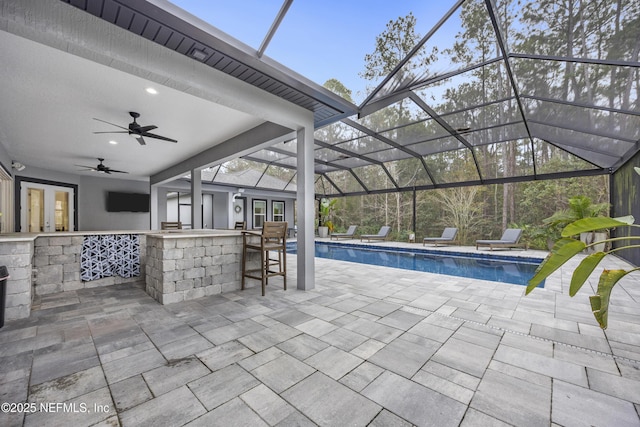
xmin=169 ymin=1 xmax=459 ymax=104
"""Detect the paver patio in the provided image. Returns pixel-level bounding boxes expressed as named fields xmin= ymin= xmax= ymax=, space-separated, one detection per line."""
xmin=1 ymin=242 xmax=639 ymax=426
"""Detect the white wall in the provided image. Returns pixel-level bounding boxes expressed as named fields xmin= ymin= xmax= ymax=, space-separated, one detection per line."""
xmin=78 ymin=175 xmax=150 ymax=231
xmin=16 ymin=167 xmax=150 ymax=231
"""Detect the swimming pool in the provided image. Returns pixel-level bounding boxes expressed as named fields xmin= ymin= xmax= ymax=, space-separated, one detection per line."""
xmin=289 ymin=242 xmax=544 ymax=287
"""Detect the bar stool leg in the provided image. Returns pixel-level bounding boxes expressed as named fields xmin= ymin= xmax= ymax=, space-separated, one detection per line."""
xmin=241 ymin=236 xmax=246 ymax=290
xmin=261 ymin=248 xmax=266 ymax=296
xmin=282 ymin=247 xmax=286 ymax=290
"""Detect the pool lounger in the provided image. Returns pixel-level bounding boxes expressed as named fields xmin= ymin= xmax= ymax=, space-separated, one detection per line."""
xmin=330 ymin=225 xmax=358 ymax=240
xmin=423 ymin=227 xmax=458 ymax=247
xmin=476 ymin=228 xmax=527 ymax=251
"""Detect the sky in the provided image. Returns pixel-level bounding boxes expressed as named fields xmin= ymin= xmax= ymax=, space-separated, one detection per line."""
xmin=168 ymin=1 xmax=460 ymax=104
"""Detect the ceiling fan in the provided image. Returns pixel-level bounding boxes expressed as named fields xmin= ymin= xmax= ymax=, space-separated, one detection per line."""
xmin=76 ymin=158 xmax=128 ymax=174
xmin=93 ymin=111 xmax=178 ymax=145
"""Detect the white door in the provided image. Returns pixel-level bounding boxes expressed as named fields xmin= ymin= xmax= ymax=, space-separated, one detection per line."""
xmin=20 ymin=182 xmax=74 ymax=232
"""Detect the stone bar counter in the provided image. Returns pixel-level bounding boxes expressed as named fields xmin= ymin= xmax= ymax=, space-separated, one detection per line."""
xmin=0 ymin=229 xmax=264 ymax=322
xmin=0 ymin=231 xmax=148 ymax=321
xmin=145 ymin=229 xmax=253 ymax=304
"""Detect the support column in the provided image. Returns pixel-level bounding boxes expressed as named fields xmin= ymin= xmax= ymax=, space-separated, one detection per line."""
xmin=191 ymin=168 xmax=202 ymax=229
xmin=296 ymin=125 xmax=315 ymax=290
xmin=150 ymin=184 xmax=158 ymax=230
xmin=228 ymin=191 xmax=235 ymax=229
xmin=156 ymin=188 xmax=167 ymax=229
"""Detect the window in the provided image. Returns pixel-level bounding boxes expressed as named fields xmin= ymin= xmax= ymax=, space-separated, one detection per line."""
xmin=272 ymin=201 xmax=285 ymax=222
xmin=253 ymin=199 xmax=267 ymax=228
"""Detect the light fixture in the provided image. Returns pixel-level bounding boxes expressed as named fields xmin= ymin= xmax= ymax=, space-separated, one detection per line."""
xmin=11 ymin=161 xmax=25 ymax=171
xmin=109 ymin=140 xmax=118 ymax=145
xmin=145 ymin=87 xmax=158 ymax=95
xmin=190 ymin=48 xmax=208 ymax=62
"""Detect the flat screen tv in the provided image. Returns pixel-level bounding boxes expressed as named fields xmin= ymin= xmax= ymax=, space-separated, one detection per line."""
xmin=106 ymin=191 xmax=150 ymax=212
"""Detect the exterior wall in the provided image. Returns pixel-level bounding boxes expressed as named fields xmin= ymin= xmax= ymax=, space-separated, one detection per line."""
xmin=78 ymin=175 xmax=150 ymax=231
xmin=213 ymin=193 xmax=229 ymax=228
xmin=246 ymin=195 xmax=295 ymax=229
xmin=611 ymin=152 xmax=640 ymax=266
xmin=146 ymin=233 xmax=256 ymax=304
xmin=15 ymin=167 xmax=150 ymax=232
xmin=0 ymin=239 xmax=33 ymax=320
xmin=166 ymin=193 xmax=215 ymax=229
xmin=32 ymin=235 xmax=146 ymax=296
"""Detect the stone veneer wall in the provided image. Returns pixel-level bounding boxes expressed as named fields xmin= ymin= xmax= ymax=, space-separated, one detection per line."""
xmin=146 ymin=234 xmax=253 ymax=304
xmin=33 ymin=235 xmax=146 ymax=296
xmin=0 ymin=240 xmax=33 ymax=320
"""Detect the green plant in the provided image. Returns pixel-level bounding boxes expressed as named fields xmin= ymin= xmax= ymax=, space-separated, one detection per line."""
xmin=525 ymin=223 xmax=561 ymax=250
xmin=526 ymin=215 xmax=639 ymax=329
xmin=319 ymin=198 xmax=336 ymax=231
xmin=544 ymin=195 xmax=609 ymax=230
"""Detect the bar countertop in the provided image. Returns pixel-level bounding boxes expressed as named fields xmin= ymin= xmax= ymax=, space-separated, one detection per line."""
xmin=0 ymin=229 xmax=243 ymax=242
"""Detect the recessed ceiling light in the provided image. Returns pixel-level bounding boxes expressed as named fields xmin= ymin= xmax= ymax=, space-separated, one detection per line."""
xmin=145 ymin=87 xmax=158 ymax=95
xmin=109 ymin=140 xmax=118 ymax=145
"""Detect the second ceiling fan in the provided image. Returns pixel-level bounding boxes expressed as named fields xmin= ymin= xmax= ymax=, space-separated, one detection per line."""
xmin=93 ymin=111 xmax=178 ymax=145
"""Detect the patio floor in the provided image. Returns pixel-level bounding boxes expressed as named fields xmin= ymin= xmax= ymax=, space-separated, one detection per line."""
xmin=1 ymin=242 xmax=640 ymax=426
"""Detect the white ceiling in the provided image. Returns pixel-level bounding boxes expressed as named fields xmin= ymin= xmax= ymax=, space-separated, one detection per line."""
xmin=0 ymin=29 xmax=264 ymax=181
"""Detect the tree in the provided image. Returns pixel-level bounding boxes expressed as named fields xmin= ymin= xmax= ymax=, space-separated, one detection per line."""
xmin=427 ymin=186 xmax=487 ymax=244
xmin=323 ymin=79 xmax=354 ymax=103
xmin=361 ymin=13 xmax=423 ymax=81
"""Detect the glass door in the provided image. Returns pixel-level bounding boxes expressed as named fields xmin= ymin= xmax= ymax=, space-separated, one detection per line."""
xmin=20 ymin=182 xmax=74 ymax=232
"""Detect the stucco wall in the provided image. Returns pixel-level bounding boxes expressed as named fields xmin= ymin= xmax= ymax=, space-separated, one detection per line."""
xmin=15 ymin=168 xmax=150 ymax=232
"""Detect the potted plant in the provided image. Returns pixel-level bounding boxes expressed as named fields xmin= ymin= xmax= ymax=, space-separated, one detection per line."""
xmin=543 ymin=196 xmax=610 ymax=253
xmin=317 ymin=198 xmax=336 ymax=238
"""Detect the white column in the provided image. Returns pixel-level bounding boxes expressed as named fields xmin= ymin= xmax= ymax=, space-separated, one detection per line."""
xmin=150 ymin=184 xmax=158 ymax=230
xmin=191 ymin=168 xmax=202 ymax=229
xmin=156 ymin=188 xmax=167 ymax=228
xmin=296 ymin=125 xmax=315 ymax=290
xmin=228 ymin=191 xmax=235 ymax=229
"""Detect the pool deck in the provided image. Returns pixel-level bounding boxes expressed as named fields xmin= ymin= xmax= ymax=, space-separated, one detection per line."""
xmin=1 ymin=240 xmax=639 ymax=426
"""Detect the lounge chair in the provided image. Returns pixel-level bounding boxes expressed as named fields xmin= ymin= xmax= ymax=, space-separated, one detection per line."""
xmin=476 ymin=228 xmax=526 ymax=251
xmin=423 ymin=227 xmax=458 ymax=246
xmin=330 ymin=225 xmax=357 ymax=240
xmin=361 ymin=226 xmax=391 ymax=242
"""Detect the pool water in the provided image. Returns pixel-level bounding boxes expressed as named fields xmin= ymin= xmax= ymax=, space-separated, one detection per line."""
xmin=289 ymin=242 xmax=544 ymax=287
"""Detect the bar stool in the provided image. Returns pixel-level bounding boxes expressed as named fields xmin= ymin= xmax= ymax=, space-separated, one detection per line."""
xmin=241 ymin=221 xmax=287 ymax=296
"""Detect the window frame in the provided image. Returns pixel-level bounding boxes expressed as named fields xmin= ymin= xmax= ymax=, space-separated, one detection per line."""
xmin=272 ymin=200 xmax=285 ymax=222
xmin=252 ymin=199 xmax=267 ymax=228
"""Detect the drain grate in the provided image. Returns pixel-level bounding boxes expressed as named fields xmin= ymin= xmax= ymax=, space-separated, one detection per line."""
xmin=401 ymin=305 xmax=639 ymax=365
